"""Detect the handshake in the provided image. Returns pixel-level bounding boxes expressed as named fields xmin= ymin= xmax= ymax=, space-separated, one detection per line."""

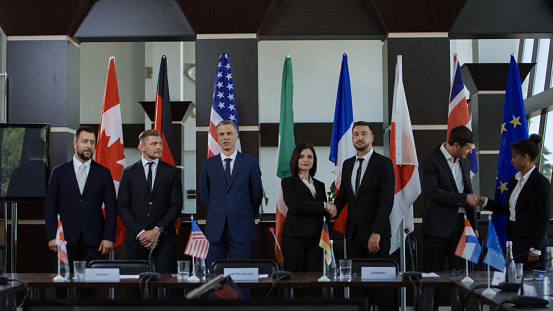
xmin=324 ymin=202 xmax=338 ymax=218
xmin=466 ymin=193 xmax=487 ymax=208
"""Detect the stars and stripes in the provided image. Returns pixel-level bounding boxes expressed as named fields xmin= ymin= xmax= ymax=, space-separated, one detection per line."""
xmin=184 ymin=218 xmax=209 ymax=259
xmin=448 ymin=54 xmax=478 ymax=178
xmin=207 ymin=53 xmax=241 ymax=158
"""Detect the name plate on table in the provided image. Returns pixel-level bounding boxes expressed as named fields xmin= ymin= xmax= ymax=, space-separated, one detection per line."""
xmin=224 ymin=268 xmax=259 ymax=282
xmin=361 ymin=267 xmax=396 ymax=280
xmin=85 ymin=268 xmax=120 ymax=282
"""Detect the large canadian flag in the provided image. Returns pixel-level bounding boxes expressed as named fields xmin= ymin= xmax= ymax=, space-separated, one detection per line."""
xmin=388 ymin=55 xmax=421 ymax=255
xmin=96 ymin=57 xmax=126 ymax=248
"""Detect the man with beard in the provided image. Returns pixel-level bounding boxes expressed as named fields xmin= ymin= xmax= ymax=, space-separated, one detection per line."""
xmin=45 ymin=126 xmax=117 ymax=266
xmin=334 ymin=121 xmax=395 ymax=311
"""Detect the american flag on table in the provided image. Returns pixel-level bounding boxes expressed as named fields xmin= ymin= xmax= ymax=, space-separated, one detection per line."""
xmin=207 ymin=53 xmax=241 ymax=158
xmin=184 ymin=218 xmax=209 ymax=259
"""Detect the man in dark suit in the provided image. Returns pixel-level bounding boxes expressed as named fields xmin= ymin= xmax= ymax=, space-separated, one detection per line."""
xmin=45 ymin=126 xmax=117 ymax=266
xmin=334 ymin=121 xmax=395 ymax=311
xmin=118 ymin=129 xmax=182 ymax=273
xmin=420 ymin=125 xmax=479 ymax=274
xmin=199 ymin=120 xmax=263 ymax=270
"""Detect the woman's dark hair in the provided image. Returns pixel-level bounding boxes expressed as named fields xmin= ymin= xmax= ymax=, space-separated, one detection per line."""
xmin=290 ymin=143 xmax=317 ymax=178
xmin=511 ymin=134 xmax=543 ymax=162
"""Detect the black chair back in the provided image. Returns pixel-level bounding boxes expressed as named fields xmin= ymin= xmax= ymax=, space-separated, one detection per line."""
xmin=87 ymin=260 xmax=150 ymax=275
xmin=211 ymin=259 xmax=278 ymax=275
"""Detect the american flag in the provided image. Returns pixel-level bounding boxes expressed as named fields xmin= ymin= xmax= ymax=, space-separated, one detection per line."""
xmin=184 ymin=218 xmax=209 ymax=259
xmin=207 ymin=53 xmax=241 ymax=158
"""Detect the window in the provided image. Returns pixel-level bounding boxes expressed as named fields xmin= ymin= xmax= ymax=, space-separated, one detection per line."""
xmin=532 ymin=39 xmax=550 ymax=95
xmin=528 ymin=114 xmax=540 ymax=136
xmin=539 ymin=111 xmax=553 ymax=181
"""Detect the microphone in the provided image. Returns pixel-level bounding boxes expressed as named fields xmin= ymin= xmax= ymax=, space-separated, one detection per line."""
xmin=139 ymin=227 xmax=164 ymax=281
xmin=269 ymin=227 xmax=291 ymax=280
xmin=269 ymin=227 xmax=285 ymax=267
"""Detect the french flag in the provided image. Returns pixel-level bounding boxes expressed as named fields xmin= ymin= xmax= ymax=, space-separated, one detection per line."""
xmin=329 ymin=54 xmax=356 ymax=235
xmin=448 ymin=54 xmax=478 ymax=177
xmin=455 ymin=218 xmax=481 ymax=264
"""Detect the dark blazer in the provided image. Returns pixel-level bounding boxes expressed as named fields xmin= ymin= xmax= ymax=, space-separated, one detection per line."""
xmin=199 ymin=152 xmax=263 ymax=243
xmin=117 ymin=160 xmax=183 ymax=247
xmin=419 ymin=146 xmax=478 ymax=238
xmin=486 ymin=168 xmax=551 ymax=253
xmin=281 ymin=176 xmax=328 ymax=238
xmin=44 ymin=160 xmax=117 ymax=246
xmin=334 ymin=151 xmax=395 ymax=241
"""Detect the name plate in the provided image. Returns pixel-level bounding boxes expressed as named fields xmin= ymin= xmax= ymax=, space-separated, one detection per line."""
xmin=224 ymin=268 xmax=259 ymax=282
xmin=491 ymin=271 xmax=505 ymax=286
xmin=361 ymin=267 xmax=396 ymax=280
xmin=85 ymin=268 xmax=120 ymax=282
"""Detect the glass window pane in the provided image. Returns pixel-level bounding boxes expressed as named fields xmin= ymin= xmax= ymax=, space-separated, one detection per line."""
xmin=540 ymin=111 xmax=553 ymax=182
xmin=532 ymin=39 xmax=550 ymax=95
xmin=528 ymin=115 xmax=541 ymax=135
xmin=521 ymin=39 xmax=534 ymax=99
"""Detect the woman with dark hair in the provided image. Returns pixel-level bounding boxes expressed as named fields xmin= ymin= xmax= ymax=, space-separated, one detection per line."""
xmin=281 ymin=143 xmax=337 ymax=272
xmin=480 ymin=134 xmax=551 ymax=268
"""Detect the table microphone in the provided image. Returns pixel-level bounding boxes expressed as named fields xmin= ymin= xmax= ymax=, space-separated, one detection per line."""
xmin=139 ymin=228 xmax=163 ymax=281
xmin=269 ymin=227 xmax=291 ymax=280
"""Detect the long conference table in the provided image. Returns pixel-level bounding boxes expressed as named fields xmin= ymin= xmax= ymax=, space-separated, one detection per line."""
xmin=0 ymin=272 xmax=551 ymax=310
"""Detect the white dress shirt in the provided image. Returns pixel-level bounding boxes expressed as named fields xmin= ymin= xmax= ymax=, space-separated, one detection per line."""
xmin=440 ymin=144 xmax=466 ymax=213
xmin=141 ymin=157 xmax=160 ymax=188
xmin=221 ymin=150 xmax=238 ymax=174
xmin=73 ymin=156 xmax=91 ymax=178
xmin=351 ymin=148 xmax=373 ymax=190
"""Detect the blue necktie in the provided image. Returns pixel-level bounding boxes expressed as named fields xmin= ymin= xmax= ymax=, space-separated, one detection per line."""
xmin=225 ymin=158 xmax=232 ymax=184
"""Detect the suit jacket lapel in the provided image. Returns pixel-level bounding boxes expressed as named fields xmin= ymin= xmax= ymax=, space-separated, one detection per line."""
xmin=342 ymin=157 xmax=356 ymax=200
xmin=436 ymin=148 xmax=459 ymax=192
xmin=64 ymin=160 xmax=81 ymax=195
xmin=81 ymin=161 xmax=99 ymax=196
xmin=296 ymin=176 xmax=315 ymax=198
xmin=133 ymin=160 xmax=150 ymax=194
xmin=151 ymin=161 xmax=165 ymax=196
xmin=228 ymin=152 xmax=243 ymax=189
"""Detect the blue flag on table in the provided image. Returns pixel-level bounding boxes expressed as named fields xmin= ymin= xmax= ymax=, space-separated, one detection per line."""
xmin=492 ymin=55 xmax=528 ymax=246
xmin=484 ymin=219 xmax=506 ymax=271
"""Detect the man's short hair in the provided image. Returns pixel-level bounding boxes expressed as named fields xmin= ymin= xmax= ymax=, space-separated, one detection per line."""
xmin=448 ymin=125 xmax=474 ymax=147
xmin=352 ymin=121 xmax=373 ymax=133
xmin=75 ymin=126 xmax=95 ymax=140
xmin=216 ymin=120 xmax=238 ymax=132
xmin=139 ymin=129 xmax=161 ymax=142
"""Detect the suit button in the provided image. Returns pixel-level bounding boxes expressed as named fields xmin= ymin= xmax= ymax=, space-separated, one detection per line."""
xmin=148 ymin=213 xmax=150 ymax=217
xmin=149 ymin=202 xmax=153 ymax=205
xmin=80 ymin=200 xmax=82 ymax=203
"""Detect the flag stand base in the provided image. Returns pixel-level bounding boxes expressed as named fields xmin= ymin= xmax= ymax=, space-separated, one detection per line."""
xmin=482 ymin=288 xmax=496 ymax=298
xmin=188 ymin=275 xmax=200 ymax=282
xmin=461 ymin=277 xmax=474 ymax=286
xmin=318 ymin=275 xmax=330 ymax=282
xmin=53 ymin=275 xmax=66 ymax=282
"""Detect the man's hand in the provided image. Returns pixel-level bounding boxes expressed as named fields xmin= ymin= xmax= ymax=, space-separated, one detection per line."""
xmin=466 ymin=194 xmax=479 ymax=208
xmin=138 ymin=228 xmax=161 ymax=250
xmin=98 ymin=240 xmax=114 ymax=255
xmin=368 ymin=233 xmax=381 ymax=253
xmin=325 ymin=202 xmax=337 ymax=218
xmin=528 ymin=252 xmax=539 ymax=262
xmin=48 ymin=239 xmax=58 ymax=252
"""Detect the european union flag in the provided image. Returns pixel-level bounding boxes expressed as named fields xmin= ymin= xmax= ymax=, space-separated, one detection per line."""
xmin=493 ymin=55 xmax=528 ymax=246
xmin=484 ymin=219 xmax=506 ymax=271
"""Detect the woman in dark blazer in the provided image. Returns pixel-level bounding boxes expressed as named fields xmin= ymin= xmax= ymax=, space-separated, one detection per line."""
xmin=281 ymin=143 xmax=337 ymax=272
xmin=481 ymin=134 xmax=551 ymax=268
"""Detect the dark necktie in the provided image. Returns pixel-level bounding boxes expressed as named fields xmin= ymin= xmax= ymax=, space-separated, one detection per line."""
xmin=355 ymin=158 xmax=364 ymax=197
xmin=147 ymin=162 xmax=153 ymax=191
xmin=225 ymin=158 xmax=232 ymax=184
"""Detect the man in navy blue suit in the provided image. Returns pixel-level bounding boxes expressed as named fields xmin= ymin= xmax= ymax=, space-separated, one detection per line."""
xmin=199 ymin=120 xmax=263 ymax=270
xmin=118 ymin=129 xmax=182 ymax=273
xmin=45 ymin=126 xmax=117 ymax=266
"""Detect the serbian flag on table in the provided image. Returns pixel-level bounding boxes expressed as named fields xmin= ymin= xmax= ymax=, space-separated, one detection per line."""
xmin=455 ymin=218 xmax=481 ymax=264
xmin=447 ymin=54 xmax=478 ymax=178
xmin=55 ymin=217 xmax=68 ymax=263
xmin=274 ymin=56 xmax=295 ymax=265
xmin=388 ymin=55 xmax=421 ymax=255
xmin=329 ymin=54 xmax=356 ymax=235
xmin=493 ymin=55 xmax=528 ymax=246
xmin=184 ymin=218 xmax=209 ymax=259
xmin=154 ymin=55 xmax=180 ymax=232
xmin=96 ymin=56 xmax=127 ymax=248
xmin=319 ymin=219 xmax=332 ymax=265
xmin=207 ymin=53 xmax=241 ymax=158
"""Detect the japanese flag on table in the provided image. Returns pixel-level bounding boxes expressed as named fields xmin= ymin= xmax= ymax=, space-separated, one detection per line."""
xmin=329 ymin=54 xmax=356 ymax=235
xmin=455 ymin=218 xmax=482 ymax=264
xmin=388 ymin=55 xmax=421 ymax=255
xmin=55 ymin=218 xmax=68 ymax=264
xmin=96 ymin=56 xmax=126 ymax=248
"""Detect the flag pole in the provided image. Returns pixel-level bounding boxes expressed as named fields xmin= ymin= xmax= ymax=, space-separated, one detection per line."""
xmin=188 ymin=216 xmax=201 ymax=282
xmin=482 ymin=215 xmax=496 ymax=297
xmin=461 ymin=215 xmax=474 ymax=286
xmin=53 ymin=246 xmax=65 ymax=282
xmin=400 ymin=219 xmax=407 ymax=311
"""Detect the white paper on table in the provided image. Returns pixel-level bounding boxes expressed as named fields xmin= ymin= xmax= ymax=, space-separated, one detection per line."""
xmin=259 ymin=274 xmax=269 ymax=279
xmin=120 ymin=275 xmax=140 ymax=279
xmin=421 ymin=273 xmax=440 ymax=278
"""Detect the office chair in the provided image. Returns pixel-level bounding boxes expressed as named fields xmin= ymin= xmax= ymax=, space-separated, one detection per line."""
xmin=87 ymin=260 xmax=150 ymax=275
